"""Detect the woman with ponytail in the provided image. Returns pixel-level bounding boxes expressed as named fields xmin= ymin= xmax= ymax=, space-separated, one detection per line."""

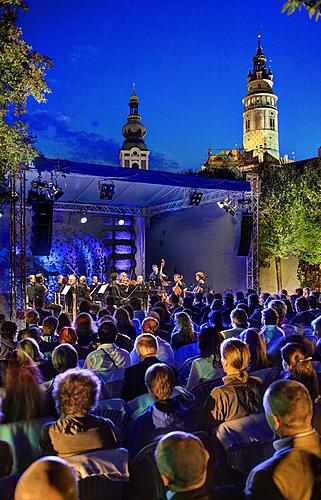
xmin=199 ymin=338 xmax=263 ymax=430
xmin=281 ymin=342 xmax=319 ymax=401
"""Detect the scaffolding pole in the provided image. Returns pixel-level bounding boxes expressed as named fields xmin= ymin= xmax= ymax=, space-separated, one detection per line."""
xmin=246 ymin=172 xmax=260 ymax=292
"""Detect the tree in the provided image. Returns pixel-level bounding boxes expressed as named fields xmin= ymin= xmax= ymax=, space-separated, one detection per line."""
xmin=0 ymin=0 xmax=52 ymax=178
xmin=282 ymin=1 xmax=321 ymax=20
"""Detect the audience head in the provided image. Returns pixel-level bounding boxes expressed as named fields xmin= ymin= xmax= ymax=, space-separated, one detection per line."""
xmin=263 ymin=379 xmax=312 ymax=437
xmin=295 ymin=287 xmax=304 ymax=297
xmin=260 ymin=292 xmax=271 ymax=304
xmin=210 ymin=299 xmax=222 ymax=311
xmin=25 ymin=309 xmax=40 ymax=327
xmin=78 ymin=300 xmax=91 ymax=313
xmin=248 ymin=293 xmax=260 ymax=308
xmin=129 ymin=297 xmax=143 ymax=311
xmin=52 ymin=344 xmax=78 ymax=373
xmin=281 ymin=342 xmax=318 ymax=401
xmin=262 ymin=307 xmax=278 ymax=326
xmin=145 ymin=363 xmax=175 ymax=401
xmin=73 ymin=312 xmax=96 ymax=345
xmin=223 ymin=294 xmax=234 ymax=309
xmin=236 ymin=302 xmax=250 ymax=317
xmin=174 ymin=311 xmax=194 ymax=343
xmin=0 ymin=440 xmax=13 ymax=478
xmin=142 ymin=317 xmax=159 ymax=336
xmin=0 ymin=321 xmax=17 ymax=341
xmin=230 ymin=308 xmax=248 ymax=329
xmin=220 ymin=338 xmax=250 ymax=380
xmin=240 ymin=328 xmax=268 ymax=372
xmin=53 ymin=368 xmax=101 ymax=417
xmin=295 ymin=296 xmax=310 ymax=313
xmin=97 ymin=321 xmax=118 ymax=344
xmin=14 ymin=456 xmax=78 ymax=500
xmin=135 ymin=333 xmax=158 ymax=360
xmin=208 ymin=310 xmax=223 ymax=330
xmin=42 ymin=316 xmax=58 ymax=337
xmin=182 ymin=295 xmax=194 ymax=310
xmin=17 ymin=338 xmax=44 ymax=362
xmin=168 ymin=294 xmax=179 ymax=306
xmin=114 ymin=307 xmax=132 ymax=329
xmin=155 ymin=431 xmax=209 ymax=493
xmin=23 ymin=326 xmax=43 ymax=344
xmin=307 ymin=294 xmax=317 ymax=310
xmin=106 ymin=296 xmax=116 ymax=307
xmin=57 ymin=313 xmax=72 ymax=334
xmin=268 ymin=299 xmax=287 ymax=323
xmin=312 ymin=316 xmax=321 ymax=339
xmin=279 ymin=288 xmax=288 ymax=297
xmin=198 ymin=326 xmax=223 ymax=359
xmin=123 ymin=303 xmax=134 ymax=320
xmin=34 ymin=297 xmax=44 ymax=310
xmin=59 ymin=326 xmax=78 ymax=346
xmin=235 ymin=291 xmax=245 ymax=302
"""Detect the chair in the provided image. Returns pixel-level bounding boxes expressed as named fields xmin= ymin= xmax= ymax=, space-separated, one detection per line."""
xmin=95 ymin=369 xmax=125 ymax=398
xmin=93 ymin=398 xmax=129 ymax=433
xmin=177 ymin=355 xmax=198 ymax=384
xmin=129 ymin=441 xmax=164 ymax=500
xmin=191 ymin=377 xmax=223 ymax=411
xmin=213 ymin=413 xmax=274 ymax=473
xmin=0 ymin=415 xmax=52 ymax=473
xmin=174 ymin=343 xmax=199 ymax=370
xmin=250 ymin=367 xmax=281 ymax=391
xmin=78 ymin=476 xmax=123 ymax=500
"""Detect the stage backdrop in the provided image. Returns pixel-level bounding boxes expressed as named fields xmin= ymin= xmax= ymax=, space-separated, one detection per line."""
xmin=146 ymin=203 xmax=246 ymax=294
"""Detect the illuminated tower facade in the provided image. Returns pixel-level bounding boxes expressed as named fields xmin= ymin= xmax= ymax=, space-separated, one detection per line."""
xmin=243 ymin=37 xmax=279 ymax=160
xmin=119 ymin=86 xmax=150 ymax=169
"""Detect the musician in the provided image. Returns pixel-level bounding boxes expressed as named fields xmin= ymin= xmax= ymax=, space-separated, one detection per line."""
xmin=26 ymin=275 xmax=36 ymax=307
xmin=110 ymin=272 xmax=122 ymax=306
xmin=193 ymin=272 xmax=208 ymax=296
xmin=118 ymin=272 xmax=130 ymax=299
xmin=172 ymin=274 xmax=187 ymax=297
xmin=149 ymin=264 xmax=166 ymax=287
xmin=34 ymin=273 xmax=48 ymax=302
xmin=77 ymin=276 xmax=90 ymax=306
xmin=55 ymin=275 xmax=65 ymax=294
xmin=89 ymin=275 xmax=101 ymax=302
xmin=64 ymin=274 xmax=77 ymax=312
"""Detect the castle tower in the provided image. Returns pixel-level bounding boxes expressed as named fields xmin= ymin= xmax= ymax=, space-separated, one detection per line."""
xmin=119 ymin=85 xmax=150 ymax=169
xmin=242 ymin=36 xmax=279 ymax=160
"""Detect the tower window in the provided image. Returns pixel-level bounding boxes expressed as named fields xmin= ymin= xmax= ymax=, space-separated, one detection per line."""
xmin=270 ymin=118 xmax=275 ymax=130
xmin=124 ymin=160 xmax=130 ymax=167
xmin=245 ymin=119 xmax=250 ymax=132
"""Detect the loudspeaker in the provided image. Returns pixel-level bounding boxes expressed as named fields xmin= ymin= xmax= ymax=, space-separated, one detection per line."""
xmin=31 ymin=198 xmax=54 ymax=256
xmin=236 ymin=212 xmax=253 ymax=256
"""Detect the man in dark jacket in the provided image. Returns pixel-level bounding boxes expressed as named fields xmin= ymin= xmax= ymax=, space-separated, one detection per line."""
xmin=121 ymin=333 xmax=160 ymax=401
xmin=245 ymin=379 xmax=321 ymax=499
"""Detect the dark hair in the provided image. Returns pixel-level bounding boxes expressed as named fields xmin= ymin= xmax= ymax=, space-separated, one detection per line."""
xmin=230 ymin=308 xmax=248 ymax=328
xmin=57 ymin=312 xmax=72 ymax=333
xmin=74 ymin=313 xmax=96 ymax=338
xmin=295 ymin=296 xmax=310 ymax=312
xmin=97 ymin=308 xmax=109 ymax=319
xmin=213 ymin=293 xmax=223 ymax=301
xmin=221 ymin=338 xmax=250 ymax=381
xmin=42 ymin=316 xmax=58 ymax=336
xmin=235 ymin=291 xmax=244 ymax=301
xmin=208 ymin=310 xmax=224 ymax=330
xmin=198 ymin=326 xmax=223 ymax=364
xmin=79 ymin=300 xmax=91 ymax=313
xmin=240 ymin=328 xmax=268 ymax=372
xmin=281 ymin=342 xmax=319 ymax=401
xmin=0 ymin=321 xmax=17 ymax=340
xmin=248 ymin=293 xmax=259 ymax=307
xmin=223 ymin=295 xmax=234 ymax=308
xmin=25 ymin=309 xmax=40 ymax=326
xmin=98 ymin=321 xmax=118 ymax=344
xmin=307 ymin=295 xmax=317 ymax=309
xmin=169 ymin=294 xmax=179 ymax=305
xmin=130 ymin=297 xmax=142 ymax=310
xmin=106 ymin=296 xmax=116 ymax=306
xmin=123 ymin=304 xmax=134 ymax=320
xmin=34 ymin=297 xmax=44 ymax=309
xmin=145 ymin=363 xmax=176 ymax=401
xmin=210 ymin=299 xmax=222 ymax=311
xmin=52 ymin=344 xmax=78 ymax=373
xmin=236 ymin=303 xmax=250 ymax=317
xmin=154 ymin=302 xmax=170 ymax=323
xmin=262 ymin=307 xmax=278 ymax=326
xmin=114 ymin=308 xmax=132 ymax=334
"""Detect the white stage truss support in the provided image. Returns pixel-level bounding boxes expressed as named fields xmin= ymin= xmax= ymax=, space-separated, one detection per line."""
xmin=246 ymin=173 xmax=260 ymax=292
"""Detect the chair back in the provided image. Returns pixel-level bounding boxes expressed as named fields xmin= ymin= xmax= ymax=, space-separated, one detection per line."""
xmin=177 ymin=355 xmax=199 ymax=384
xmin=78 ymin=477 xmax=123 ymax=500
xmin=174 ymin=343 xmax=199 ymax=369
xmin=93 ymin=398 xmax=128 ymax=433
xmin=250 ymin=367 xmax=281 ymax=391
xmin=191 ymin=377 xmax=223 ymax=411
xmin=0 ymin=415 xmax=52 ymax=472
xmin=129 ymin=441 xmax=164 ymax=500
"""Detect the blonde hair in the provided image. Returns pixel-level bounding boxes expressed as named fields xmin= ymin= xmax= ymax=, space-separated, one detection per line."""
xmin=145 ymin=363 xmax=175 ymax=401
xmin=135 ymin=334 xmax=158 ymax=357
xmin=221 ymin=338 xmax=250 ymax=381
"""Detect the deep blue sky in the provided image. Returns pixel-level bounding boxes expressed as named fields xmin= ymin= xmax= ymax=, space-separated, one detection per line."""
xmin=20 ymin=0 xmax=321 ymax=171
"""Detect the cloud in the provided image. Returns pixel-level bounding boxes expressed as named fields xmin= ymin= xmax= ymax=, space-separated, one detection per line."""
xmin=27 ymin=110 xmax=180 ymax=172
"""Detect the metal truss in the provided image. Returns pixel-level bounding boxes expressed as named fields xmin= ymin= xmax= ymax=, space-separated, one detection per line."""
xmin=9 ymin=167 xmax=27 ymax=319
xmin=53 ymin=202 xmax=145 ymax=216
xmin=246 ymin=173 xmax=260 ymax=292
xmin=148 ymin=189 xmax=246 ymax=216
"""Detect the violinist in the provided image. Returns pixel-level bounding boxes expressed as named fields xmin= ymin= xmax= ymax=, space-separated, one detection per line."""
xmin=89 ymin=275 xmax=101 ymax=302
xmin=77 ymin=276 xmax=91 ymax=305
xmin=172 ymin=274 xmax=187 ymax=297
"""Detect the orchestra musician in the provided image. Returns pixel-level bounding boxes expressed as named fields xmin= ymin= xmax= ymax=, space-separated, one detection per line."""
xmin=149 ymin=260 xmax=167 ymax=287
xmin=89 ymin=275 xmax=101 ymax=302
xmin=172 ymin=274 xmax=187 ymax=297
xmin=34 ymin=273 xmax=48 ymax=301
xmin=26 ymin=275 xmax=36 ymax=308
xmin=64 ymin=275 xmax=78 ymax=316
xmin=77 ymin=276 xmax=91 ymax=306
xmin=193 ymin=272 xmax=208 ymax=296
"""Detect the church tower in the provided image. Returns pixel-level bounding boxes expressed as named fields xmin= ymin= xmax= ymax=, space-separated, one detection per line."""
xmin=119 ymin=85 xmax=150 ymax=169
xmin=243 ymin=36 xmax=279 ymax=160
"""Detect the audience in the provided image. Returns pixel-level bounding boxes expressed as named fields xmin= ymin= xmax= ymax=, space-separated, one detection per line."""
xmin=240 ymin=328 xmax=268 ymax=372
xmin=114 ymin=307 xmax=137 ymax=341
xmin=84 ymin=321 xmax=130 ymax=371
xmin=290 ymin=296 xmax=316 ymax=328
xmin=130 ymin=317 xmax=175 ymax=366
xmin=40 ymin=368 xmax=118 ymax=457
xmin=0 ymin=321 xmax=17 ymax=359
xmin=221 ymin=308 xmax=249 ymax=339
xmin=260 ymin=308 xmax=284 ymax=347
xmin=171 ymin=311 xmax=196 ymax=350
xmin=246 ymin=380 xmax=321 ymax=499
xmin=281 ymin=342 xmax=319 ymax=401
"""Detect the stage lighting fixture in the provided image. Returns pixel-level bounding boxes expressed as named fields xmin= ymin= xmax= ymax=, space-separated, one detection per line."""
xmin=190 ymin=191 xmax=203 ymax=206
xmin=0 ymin=207 xmax=3 ymax=218
xmin=48 ymin=183 xmax=64 ymax=201
xmin=80 ymin=215 xmax=88 ymax=224
xmin=217 ymin=197 xmax=238 ymax=216
xmin=99 ymin=182 xmax=115 ymax=200
xmin=118 ymin=219 xmax=125 ymax=226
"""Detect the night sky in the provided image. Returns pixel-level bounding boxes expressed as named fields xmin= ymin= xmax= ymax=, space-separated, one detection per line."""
xmin=20 ymin=0 xmax=321 ymax=172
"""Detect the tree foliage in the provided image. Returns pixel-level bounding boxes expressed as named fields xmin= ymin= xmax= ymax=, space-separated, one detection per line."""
xmin=259 ymin=158 xmax=321 ymax=266
xmin=282 ymin=0 xmax=321 ymax=20
xmin=0 ymin=0 xmax=52 ymax=177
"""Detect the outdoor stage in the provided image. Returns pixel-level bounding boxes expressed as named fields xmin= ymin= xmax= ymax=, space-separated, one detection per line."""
xmin=0 ymin=157 xmax=252 ymax=317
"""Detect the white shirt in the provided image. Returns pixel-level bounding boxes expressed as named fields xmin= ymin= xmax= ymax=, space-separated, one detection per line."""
xmin=130 ymin=335 xmax=175 ymax=367
xmin=84 ymin=343 xmax=130 ymax=371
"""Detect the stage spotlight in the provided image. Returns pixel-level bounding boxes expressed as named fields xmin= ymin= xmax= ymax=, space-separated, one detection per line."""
xmin=189 ymin=191 xmax=203 ymax=206
xmin=217 ymin=197 xmax=238 ymax=216
xmin=48 ymin=183 xmax=64 ymax=201
xmin=99 ymin=182 xmax=115 ymax=200
xmin=118 ymin=219 xmax=125 ymax=226
xmin=80 ymin=215 xmax=88 ymax=224
xmin=0 ymin=207 xmax=3 ymax=218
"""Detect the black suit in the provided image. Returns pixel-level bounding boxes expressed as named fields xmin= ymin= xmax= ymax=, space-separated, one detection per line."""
xmin=121 ymin=355 xmax=160 ymax=401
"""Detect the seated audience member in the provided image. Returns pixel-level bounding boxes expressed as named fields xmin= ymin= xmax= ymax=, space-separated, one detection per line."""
xmin=245 ymin=380 xmax=321 ymax=499
xmin=57 ymin=312 xmax=72 ymax=335
xmin=221 ymin=308 xmax=249 ymax=339
xmin=0 ymin=440 xmax=13 ymax=478
xmin=199 ymin=292 xmax=215 ymax=323
xmin=114 ymin=307 xmax=137 ymax=341
xmin=237 ymin=303 xmax=260 ymax=329
xmin=154 ymin=301 xmax=172 ymax=332
xmin=14 ymin=456 xmax=78 ymax=500
xmin=17 ymin=337 xmax=57 ymax=382
xmin=83 ymin=321 xmax=130 ymax=371
xmin=182 ymin=295 xmax=201 ymax=324
xmin=52 ymin=344 xmax=79 ymax=373
xmin=171 ymin=312 xmax=196 ymax=350
xmin=155 ymin=431 xmax=243 ymax=499
xmin=221 ymin=294 xmax=235 ymax=326
xmin=168 ymin=293 xmax=183 ymax=316
xmin=260 ymin=308 xmax=284 ymax=347
xmin=312 ymin=316 xmax=321 ymax=341
xmin=96 ymin=317 xmax=132 ymax=352
xmin=130 ymin=317 xmax=175 ymax=367
xmin=130 ymin=297 xmax=146 ymax=324
xmin=0 ymin=351 xmax=45 ymax=423
xmin=40 ymin=369 xmax=118 ymax=457
xmin=105 ymin=295 xmax=117 ymax=316
xmin=42 ymin=316 xmax=58 ymax=342
xmin=59 ymin=326 xmax=78 ymax=346
xmin=187 ymin=327 xmax=224 ymax=390
xmin=248 ymin=293 xmax=261 ymax=317
xmin=121 ymin=334 xmax=160 ymax=401
xmin=290 ymin=296 xmax=316 ymax=328
xmin=34 ymin=297 xmax=52 ymax=325
xmin=25 ymin=309 xmax=40 ymax=328
xmin=73 ymin=312 xmax=96 ymax=346
xmin=240 ymin=328 xmax=269 ymax=372
xmin=268 ymin=327 xmax=315 ymax=369
xmin=281 ymin=342 xmax=319 ymax=401
xmin=129 ymin=364 xmax=194 ymax=457
xmin=0 ymin=321 xmax=17 ymax=359
xmin=202 ymin=310 xmax=225 ymax=332
xmin=199 ymin=338 xmax=262 ymax=430
xmin=268 ymin=299 xmax=288 ymax=327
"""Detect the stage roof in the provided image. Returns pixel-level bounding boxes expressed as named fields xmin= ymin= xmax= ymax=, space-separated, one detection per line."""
xmin=30 ymin=157 xmax=251 ymax=215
